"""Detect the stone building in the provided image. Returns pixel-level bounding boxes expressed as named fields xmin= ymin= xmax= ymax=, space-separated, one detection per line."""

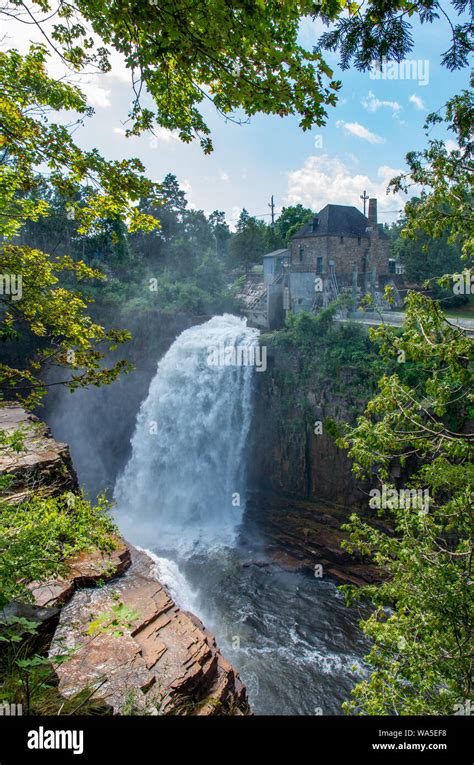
xmin=289 ymin=198 xmax=393 ymax=312
xmin=241 ymin=197 xmax=402 ymax=329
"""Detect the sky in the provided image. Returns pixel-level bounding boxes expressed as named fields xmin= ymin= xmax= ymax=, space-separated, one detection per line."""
xmin=2 ymin=6 xmax=471 ymax=227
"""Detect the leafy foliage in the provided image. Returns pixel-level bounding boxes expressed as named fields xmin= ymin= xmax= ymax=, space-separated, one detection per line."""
xmin=0 ymin=246 xmax=134 ymax=408
xmin=338 ymin=90 xmax=473 ymax=716
xmin=274 ymin=204 xmax=315 ymax=244
xmin=5 ymin=0 xmax=345 ymax=153
xmin=318 ymin=1 xmax=473 ymax=72
xmin=0 ymin=42 xmax=162 ymax=408
xmin=390 ymin=82 xmax=474 ymax=263
xmin=389 ymin=209 xmax=467 ymax=306
xmin=0 ymin=492 xmax=118 ymax=608
xmin=86 ymin=599 xmax=139 ymax=638
xmin=0 ymin=614 xmax=113 ymax=715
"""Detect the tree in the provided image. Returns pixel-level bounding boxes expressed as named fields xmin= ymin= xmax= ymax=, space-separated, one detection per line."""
xmin=209 ymin=211 xmax=231 ymax=259
xmin=165 ymin=209 xmax=215 ymax=278
xmin=338 ymin=89 xmax=473 ymax=715
xmin=275 ymin=204 xmax=315 ymax=243
xmin=390 ymin=211 xmax=467 ymax=306
xmin=228 ymin=209 xmax=267 ymax=272
xmin=2 ymin=0 xmax=345 ymax=153
xmin=319 ymin=1 xmax=472 ymax=72
xmin=0 ymin=45 xmax=162 ymax=409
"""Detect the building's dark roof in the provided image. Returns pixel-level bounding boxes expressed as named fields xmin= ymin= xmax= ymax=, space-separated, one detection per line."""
xmin=292 ymin=204 xmax=388 ymax=240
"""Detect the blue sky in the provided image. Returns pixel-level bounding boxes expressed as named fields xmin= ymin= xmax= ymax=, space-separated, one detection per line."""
xmin=3 ymin=8 xmax=471 ymax=227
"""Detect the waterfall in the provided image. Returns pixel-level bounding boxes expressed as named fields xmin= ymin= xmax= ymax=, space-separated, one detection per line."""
xmin=114 ymin=314 xmax=259 ymax=556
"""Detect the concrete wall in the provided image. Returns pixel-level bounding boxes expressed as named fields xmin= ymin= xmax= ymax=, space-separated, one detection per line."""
xmin=263 ymin=258 xmax=276 ymax=285
xmin=289 ymin=271 xmax=316 ymax=313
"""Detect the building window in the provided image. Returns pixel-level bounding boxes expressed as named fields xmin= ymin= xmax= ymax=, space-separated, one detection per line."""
xmin=316 ymin=256 xmax=323 ymax=274
xmin=299 ymin=246 xmax=304 ymax=263
xmin=389 ymin=258 xmax=396 ymax=274
xmin=340 ymin=235 xmax=344 ymax=244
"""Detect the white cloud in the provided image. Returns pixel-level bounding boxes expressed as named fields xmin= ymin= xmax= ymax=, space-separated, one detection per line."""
xmin=219 ymin=171 xmax=230 ymax=182
xmin=336 ymin=120 xmax=385 ymax=144
xmin=180 ymin=179 xmax=193 ymax=195
xmin=409 ymin=94 xmax=425 ymax=110
xmin=105 ymin=49 xmax=132 ymax=85
xmin=113 ymin=127 xmax=126 ymax=137
xmin=81 ymin=81 xmax=111 ymax=109
xmin=445 ymin=139 xmax=459 ymax=153
xmin=150 ymin=127 xmax=181 ymax=146
xmin=285 ymin=155 xmax=407 ymax=222
xmin=361 ymin=91 xmax=401 ymax=114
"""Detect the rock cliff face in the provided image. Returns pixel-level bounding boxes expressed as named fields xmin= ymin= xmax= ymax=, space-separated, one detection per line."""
xmin=246 ymin=493 xmax=382 ymax=586
xmin=0 ymin=404 xmax=248 ymax=716
xmin=248 ymin=341 xmax=372 ymax=507
xmin=247 ymin=340 xmax=386 ymax=584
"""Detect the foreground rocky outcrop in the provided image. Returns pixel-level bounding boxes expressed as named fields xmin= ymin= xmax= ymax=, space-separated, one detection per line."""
xmin=0 ymin=404 xmax=78 ymax=503
xmin=0 ymin=404 xmax=249 ymax=716
xmin=49 ymin=544 xmax=248 ymax=715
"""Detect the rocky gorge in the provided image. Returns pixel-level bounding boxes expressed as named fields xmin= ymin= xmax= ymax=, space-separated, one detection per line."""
xmin=41 ymin=309 xmax=383 ymax=587
xmin=0 ymin=310 xmax=391 ymax=716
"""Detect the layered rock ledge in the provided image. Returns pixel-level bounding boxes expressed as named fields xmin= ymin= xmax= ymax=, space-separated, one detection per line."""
xmin=247 ymin=492 xmax=382 ymax=586
xmin=0 ymin=404 xmax=78 ymax=503
xmin=49 ymin=544 xmax=248 ymax=715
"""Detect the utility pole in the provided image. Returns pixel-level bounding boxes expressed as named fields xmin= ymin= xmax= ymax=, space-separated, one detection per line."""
xmin=360 ymin=190 xmax=369 ymax=217
xmin=268 ymin=195 xmax=275 ymax=227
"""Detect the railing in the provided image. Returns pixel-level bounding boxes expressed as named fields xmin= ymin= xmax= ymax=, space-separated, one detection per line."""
xmin=329 ymin=265 xmax=339 ymax=298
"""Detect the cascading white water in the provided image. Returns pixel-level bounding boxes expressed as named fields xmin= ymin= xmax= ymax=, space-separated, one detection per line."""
xmin=114 ymin=314 xmax=259 ymax=556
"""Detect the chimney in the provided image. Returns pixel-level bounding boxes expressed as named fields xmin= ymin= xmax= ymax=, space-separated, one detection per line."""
xmin=368 ymin=198 xmax=377 ymax=227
